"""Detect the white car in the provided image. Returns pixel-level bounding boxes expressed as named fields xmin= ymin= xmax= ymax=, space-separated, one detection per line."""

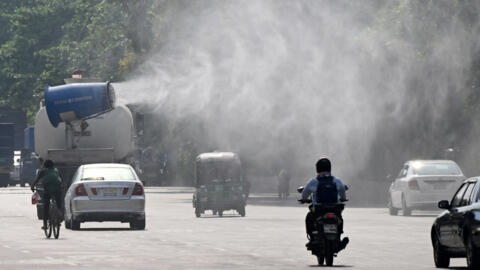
xmin=64 ymin=163 xmax=146 ymax=230
xmin=388 ymin=160 xmax=465 ymax=216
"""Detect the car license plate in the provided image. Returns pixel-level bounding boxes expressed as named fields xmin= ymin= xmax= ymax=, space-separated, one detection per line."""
xmin=323 ymin=224 xmax=337 ymax=234
xmin=103 ymin=188 xmax=116 ymax=196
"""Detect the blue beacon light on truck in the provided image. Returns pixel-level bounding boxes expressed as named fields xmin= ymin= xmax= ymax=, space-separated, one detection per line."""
xmin=44 ymin=82 xmax=115 ymax=127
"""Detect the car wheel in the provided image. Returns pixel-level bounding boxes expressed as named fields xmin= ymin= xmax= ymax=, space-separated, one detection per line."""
xmin=466 ymin=234 xmax=480 ymax=270
xmin=433 ymin=232 xmax=450 ymax=268
xmin=388 ymin=196 xmax=398 ymax=216
xmin=71 ymin=217 xmax=80 ymax=230
xmin=65 ymin=215 xmax=71 ymax=229
xmin=402 ymin=195 xmax=411 ymax=216
xmin=130 ymin=218 xmax=146 ymax=230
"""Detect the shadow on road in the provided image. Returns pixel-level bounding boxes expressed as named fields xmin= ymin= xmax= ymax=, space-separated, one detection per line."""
xmin=78 ymin=228 xmax=132 ymax=231
xmin=404 ymin=214 xmax=439 ymax=217
xmin=308 ymin=264 xmax=353 ymax=268
xmin=198 ymin=215 xmax=243 ymax=219
xmin=394 ymin=211 xmax=440 ymax=217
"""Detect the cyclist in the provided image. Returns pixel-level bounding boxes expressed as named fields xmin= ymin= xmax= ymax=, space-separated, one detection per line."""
xmin=31 ymin=159 xmax=63 ymax=229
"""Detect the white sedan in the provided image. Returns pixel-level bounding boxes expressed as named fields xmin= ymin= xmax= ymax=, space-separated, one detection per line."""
xmin=388 ymin=160 xmax=465 ymax=216
xmin=64 ymin=163 xmax=146 ymax=230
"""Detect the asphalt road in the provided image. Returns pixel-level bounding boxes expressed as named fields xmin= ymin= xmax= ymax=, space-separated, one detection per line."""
xmin=0 ymin=187 xmax=470 ymax=270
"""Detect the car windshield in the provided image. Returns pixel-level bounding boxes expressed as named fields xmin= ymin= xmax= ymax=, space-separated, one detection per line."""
xmin=412 ymin=162 xmax=460 ymax=175
xmin=81 ymin=167 xmax=136 ymax=181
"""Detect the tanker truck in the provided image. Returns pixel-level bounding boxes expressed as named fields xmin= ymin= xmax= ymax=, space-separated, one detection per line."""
xmin=32 ymin=81 xmax=145 ymax=219
xmin=34 ymin=82 xmax=136 ymax=189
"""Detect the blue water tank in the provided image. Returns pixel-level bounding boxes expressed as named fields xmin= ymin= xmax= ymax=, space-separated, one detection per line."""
xmin=23 ymin=126 xmax=34 ymax=151
xmin=45 ymin=82 xmax=115 ymax=127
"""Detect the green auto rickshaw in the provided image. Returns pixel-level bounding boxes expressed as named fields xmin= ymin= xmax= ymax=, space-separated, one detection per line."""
xmin=192 ymin=152 xmax=247 ymax=217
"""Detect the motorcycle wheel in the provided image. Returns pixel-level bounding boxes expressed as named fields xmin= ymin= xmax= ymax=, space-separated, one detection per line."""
xmin=325 ymin=242 xmax=334 ymax=266
xmin=218 ymin=211 xmax=223 ymax=217
xmin=195 ymin=208 xmax=201 ymax=218
xmin=316 ymin=255 xmax=324 ymax=265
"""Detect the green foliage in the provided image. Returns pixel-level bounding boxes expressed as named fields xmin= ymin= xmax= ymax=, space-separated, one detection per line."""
xmin=0 ymin=0 xmax=161 ymax=123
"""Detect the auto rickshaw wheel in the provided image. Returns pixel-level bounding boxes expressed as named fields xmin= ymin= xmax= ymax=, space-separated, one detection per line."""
xmin=238 ymin=206 xmax=246 ymax=217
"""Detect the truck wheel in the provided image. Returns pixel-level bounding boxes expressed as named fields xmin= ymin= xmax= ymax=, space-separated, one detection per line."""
xmin=0 ymin=174 xmax=8 ymax=187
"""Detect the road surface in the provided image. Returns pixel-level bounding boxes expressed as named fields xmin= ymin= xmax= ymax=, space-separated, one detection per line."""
xmin=0 ymin=187 xmax=469 ymax=269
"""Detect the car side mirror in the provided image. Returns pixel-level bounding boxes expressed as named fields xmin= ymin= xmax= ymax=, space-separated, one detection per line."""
xmin=438 ymin=200 xmax=450 ymax=209
xmin=297 ymin=186 xmax=304 ymax=193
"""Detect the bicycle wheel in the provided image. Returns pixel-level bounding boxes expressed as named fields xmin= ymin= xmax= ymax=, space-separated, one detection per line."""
xmin=44 ymin=219 xmax=52 ymax=238
xmin=53 ymin=217 xmax=60 ymax=239
xmin=51 ymin=204 xmax=61 ymax=239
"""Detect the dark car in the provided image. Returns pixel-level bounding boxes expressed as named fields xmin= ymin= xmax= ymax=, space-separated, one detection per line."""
xmin=431 ymin=177 xmax=480 ymax=269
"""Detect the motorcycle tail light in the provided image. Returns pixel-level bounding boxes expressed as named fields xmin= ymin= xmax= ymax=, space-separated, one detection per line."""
xmin=325 ymin=213 xmax=336 ymax=219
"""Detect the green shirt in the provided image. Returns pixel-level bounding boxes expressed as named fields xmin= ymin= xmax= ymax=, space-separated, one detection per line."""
xmin=38 ymin=168 xmax=61 ymax=194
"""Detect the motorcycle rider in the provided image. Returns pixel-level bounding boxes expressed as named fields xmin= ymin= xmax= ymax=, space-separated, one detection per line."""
xmin=301 ymin=157 xmax=349 ymax=250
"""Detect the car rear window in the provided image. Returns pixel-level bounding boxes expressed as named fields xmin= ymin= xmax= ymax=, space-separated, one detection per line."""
xmin=81 ymin=167 xmax=136 ymax=181
xmin=412 ymin=163 xmax=460 ymax=175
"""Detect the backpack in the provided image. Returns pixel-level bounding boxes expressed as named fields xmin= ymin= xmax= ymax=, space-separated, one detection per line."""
xmin=315 ymin=175 xmax=338 ymax=204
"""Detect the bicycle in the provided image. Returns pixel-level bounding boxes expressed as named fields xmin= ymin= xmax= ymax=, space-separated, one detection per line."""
xmin=33 ymin=187 xmax=62 ymax=239
xmin=44 ymin=196 xmax=62 ymax=239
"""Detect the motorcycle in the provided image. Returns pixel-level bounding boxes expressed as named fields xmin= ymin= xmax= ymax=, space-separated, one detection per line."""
xmin=298 ymin=186 xmax=349 ymax=266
